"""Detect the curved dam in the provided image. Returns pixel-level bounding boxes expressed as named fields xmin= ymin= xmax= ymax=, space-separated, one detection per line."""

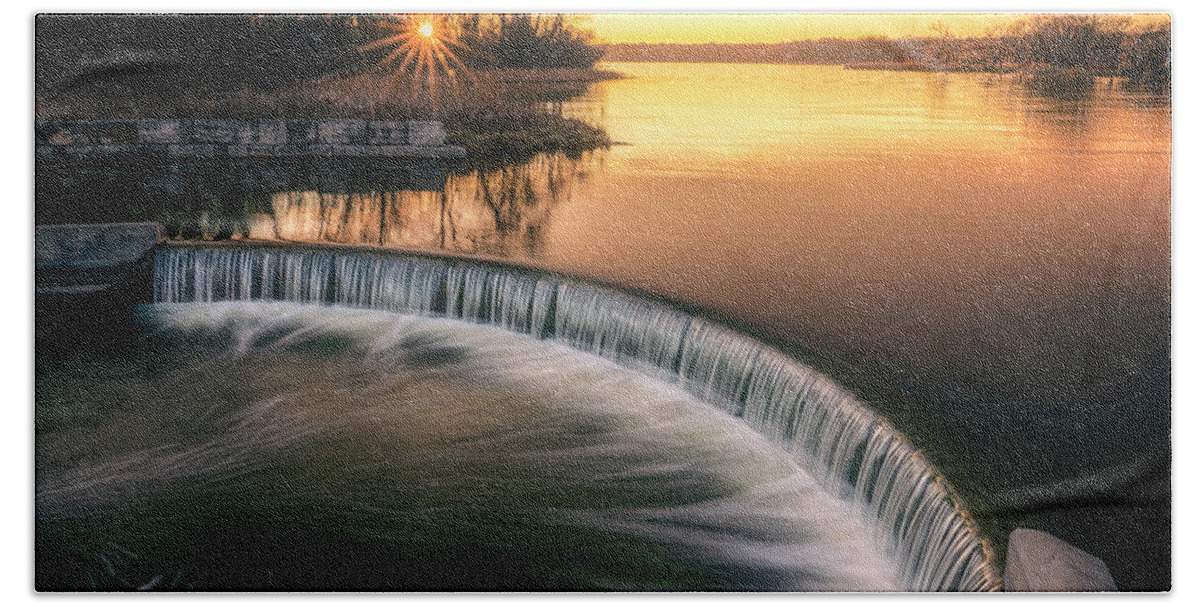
xmin=37 ymin=241 xmax=1001 ymax=591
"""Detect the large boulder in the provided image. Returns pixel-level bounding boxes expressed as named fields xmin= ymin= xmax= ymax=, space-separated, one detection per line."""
xmin=1004 ymin=528 xmax=1117 ymax=592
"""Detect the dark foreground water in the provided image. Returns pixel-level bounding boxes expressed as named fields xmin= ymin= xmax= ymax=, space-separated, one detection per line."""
xmin=37 ymin=302 xmax=903 ymax=591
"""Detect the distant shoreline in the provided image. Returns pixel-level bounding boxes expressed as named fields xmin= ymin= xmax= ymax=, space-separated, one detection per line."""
xmin=599 ymin=57 xmax=1022 ymax=76
xmin=842 ymin=62 xmax=1016 ymax=74
xmin=482 ymin=67 xmax=626 ymax=83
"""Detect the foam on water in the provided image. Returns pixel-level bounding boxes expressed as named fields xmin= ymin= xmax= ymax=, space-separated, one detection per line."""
xmin=38 ymin=302 xmax=903 ymax=590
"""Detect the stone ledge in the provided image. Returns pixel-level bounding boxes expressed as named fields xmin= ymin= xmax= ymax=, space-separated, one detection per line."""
xmin=36 ymin=119 xmax=466 ymax=160
xmin=36 ymin=223 xmax=163 ymax=299
xmin=36 ymin=222 xmax=163 ymax=271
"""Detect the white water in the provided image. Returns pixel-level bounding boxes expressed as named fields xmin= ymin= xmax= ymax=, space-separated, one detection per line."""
xmin=152 ymin=244 xmax=1000 ymax=590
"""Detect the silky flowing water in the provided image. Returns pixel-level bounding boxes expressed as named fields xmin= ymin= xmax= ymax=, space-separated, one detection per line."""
xmin=37 ymin=301 xmax=907 ymax=591
xmin=35 ymin=243 xmax=1004 ymax=591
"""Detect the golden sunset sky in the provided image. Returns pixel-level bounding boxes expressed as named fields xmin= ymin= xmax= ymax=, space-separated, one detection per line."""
xmin=581 ymin=13 xmax=1170 ymax=44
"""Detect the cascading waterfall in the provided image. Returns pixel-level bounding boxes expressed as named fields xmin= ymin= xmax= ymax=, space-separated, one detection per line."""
xmin=153 ymin=243 xmax=1001 ymax=591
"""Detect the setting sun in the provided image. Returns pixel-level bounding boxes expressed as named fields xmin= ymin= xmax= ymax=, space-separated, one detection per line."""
xmin=358 ymin=14 xmax=468 ymax=104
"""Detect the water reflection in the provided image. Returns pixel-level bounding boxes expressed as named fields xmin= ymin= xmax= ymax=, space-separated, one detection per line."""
xmin=261 ymin=154 xmax=589 ymax=256
xmin=577 ymin=62 xmax=1168 ymax=172
xmin=36 ymin=152 xmax=595 ymax=259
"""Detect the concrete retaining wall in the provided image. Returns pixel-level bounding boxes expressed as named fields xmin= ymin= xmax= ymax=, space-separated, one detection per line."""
xmin=35 ymin=223 xmax=164 ymax=361
xmin=36 ymin=222 xmax=163 ymax=294
xmin=36 ymin=119 xmax=465 ymax=160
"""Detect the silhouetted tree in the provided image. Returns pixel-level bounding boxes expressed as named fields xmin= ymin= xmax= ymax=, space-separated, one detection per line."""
xmin=1123 ymin=25 xmax=1171 ymax=90
xmin=464 ymin=14 xmax=604 ymax=69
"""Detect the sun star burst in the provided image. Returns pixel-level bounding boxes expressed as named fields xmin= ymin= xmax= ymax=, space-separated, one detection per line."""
xmin=360 ymin=14 xmax=470 ymax=108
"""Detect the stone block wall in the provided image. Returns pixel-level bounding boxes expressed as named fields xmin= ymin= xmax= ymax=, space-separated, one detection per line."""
xmin=36 ymin=118 xmax=465 ymax=160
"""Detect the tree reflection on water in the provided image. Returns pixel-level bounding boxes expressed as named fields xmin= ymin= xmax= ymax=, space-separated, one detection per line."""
xmin=37 ymin=152 xmax=596 ymax=259
xmin=263 ymin=153 xmax=589 ymax=256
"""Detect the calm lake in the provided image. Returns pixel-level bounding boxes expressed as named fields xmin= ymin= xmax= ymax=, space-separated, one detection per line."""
xmin=36 ymin=61 xmax=1171 ymax=589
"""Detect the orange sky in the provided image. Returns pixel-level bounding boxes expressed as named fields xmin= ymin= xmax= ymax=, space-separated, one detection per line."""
xmin=581 ymin=13 xmax=1168 ymax=44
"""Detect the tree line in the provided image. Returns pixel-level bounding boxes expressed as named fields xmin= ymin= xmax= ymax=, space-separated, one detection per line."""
xmin=437 ymin=14 xmax=603 ymax=69
xmin=997 ymin=15 xmax=1169 ymax=89
xmin=602 ymin=15 xmax=1170 ymax=91
xmin=601 ymin=38 xmax=928 ymax=66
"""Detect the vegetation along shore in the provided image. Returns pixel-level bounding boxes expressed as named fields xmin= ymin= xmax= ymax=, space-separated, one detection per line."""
xmin=37 ymin=14 xmax=1168 ymax=166
xmin=35 ymin=14 xmax=616 ymax=165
